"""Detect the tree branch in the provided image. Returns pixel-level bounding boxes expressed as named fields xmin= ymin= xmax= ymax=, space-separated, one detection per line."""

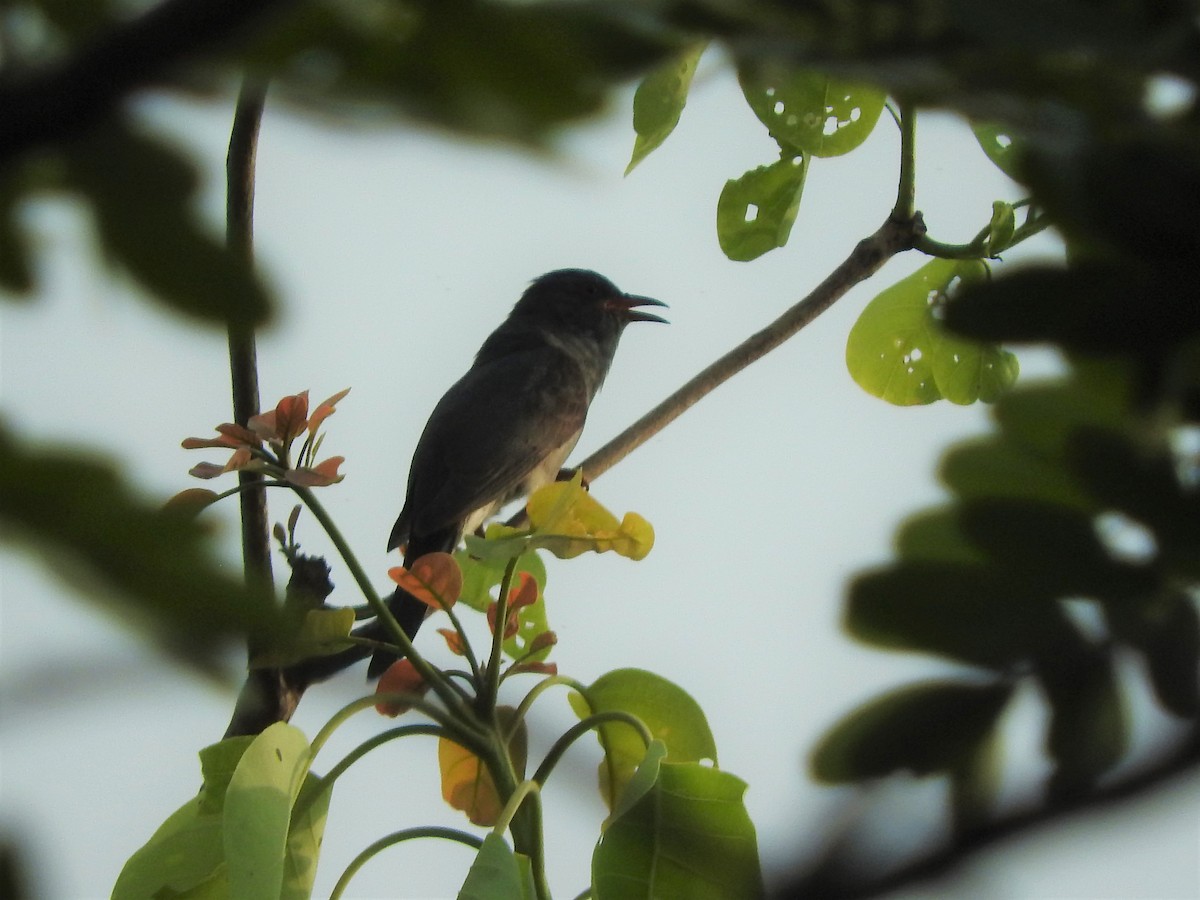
xmin=226 ymin=77 xmax=272 ymax=589
xmin=778 ymin=729 xmax=1200 ymax=899
xmin=0 ymin=0 xmax=290 ymax=162
xmin=579 ymin=213 xmax=926 ymax=482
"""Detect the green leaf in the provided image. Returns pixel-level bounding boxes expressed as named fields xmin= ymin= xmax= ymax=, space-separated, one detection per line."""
xmin=593 ymin=760 xmax=763 ymax=900
xmin=0 ymin=426 xmax=277 ymax=671
xmin=112 ymin=795 xmax=227 ymax=900
xmin=283 ymin=775 xmax=330 ymax=900
xmin=716 ymin=155 xmax=809 ymax=262
xmin=811 ymin=680 xmax=1013 ymax=782
xmin=939 ymin=437 xmax=1094 ymax=509
xmin=986 ymin=200 xmax=1016 ymax=256
xmin=224 ymin=723 xmax=313 ymax=900
xmin=627 ymin=44 xmax=706 ymax=174
xmin=846 ymin=258 xmax=1019 ymax=405
xmin=458 ymin=833 xmax=536 ymax=900
xmin=457 ymin=547 xmax=551 ymax=660
xmin=738 ymin=63 xmax=885 ymax=157
xmin=569 ymin=668 xmax=717 ymax=809
xmin=63 ymin=118 xmax=270 ymax=326
xmin=972 ymin=122 xmax=1024 ymax=179
xmin=894 ymin=507 xmax=985 ymax=564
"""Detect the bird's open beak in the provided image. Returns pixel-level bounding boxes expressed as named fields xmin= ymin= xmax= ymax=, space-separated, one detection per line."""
xmin=609 ymin=293 xmax=669 ymax=324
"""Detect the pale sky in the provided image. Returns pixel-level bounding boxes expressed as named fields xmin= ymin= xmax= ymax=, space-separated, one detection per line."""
xmin=2 ymin=60 xmax=1197 ymax=899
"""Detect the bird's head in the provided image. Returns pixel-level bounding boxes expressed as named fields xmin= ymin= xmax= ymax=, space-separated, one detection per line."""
xmin=511 ymin=269 xmax=668 ymax=348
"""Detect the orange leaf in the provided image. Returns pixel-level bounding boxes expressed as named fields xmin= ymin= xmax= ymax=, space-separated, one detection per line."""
xmin=162 ymin=488 xmax=219 ymax=517
xmin=507 ymin=571 xmax=539 ymax=610
xmin=389 ymin=552 xmax=462 ymax=610
xmin=528 ymin=630 xmax=557 ymax=653
xmin=307 ymin=387 xmax=351 ymax=435
xmin=510 ymin=661 xmax=558 ymax=676
xmin=487 ymin=601 xmax=520 ymax=639
xmin=216 ymin=422 xmax=261 ymax=446
xmin=274 ymin=391 xmax=310 ymax=441
xmin=437 ymin=627 xmax=467 ymax=656
xmin=374 ymin=659 xmax=428 ymax=717
xmin=181 ymin=435 xmax=239 ymax=450
xmin=285 ymin=456 xmax=345 ymax=487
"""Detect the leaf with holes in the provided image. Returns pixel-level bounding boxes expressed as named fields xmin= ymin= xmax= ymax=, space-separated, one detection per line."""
xmin=717 ymin=155 xmax=809 ymax=262
xmin=973 ymin=122 xmax=1024 ymax=179
xmin=739 ymin=63 xmax=885 ymax=157
xmin=846 ymin=258 xmax=1019 ymax=405
xmin=627 ymin=44 xmax=706 ymax=174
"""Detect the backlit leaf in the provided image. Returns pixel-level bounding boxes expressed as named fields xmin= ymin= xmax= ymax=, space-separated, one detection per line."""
xmin=846 ymin=258 xmax=1019 ymax=405
xmin=739 ymin=63 xmax=885 ymax=157
xmin=458 ymin=833 xmax=535 ymax=900
xmin=439 ymin=708 xmax=526 ymax=826
xmin=389 ymin=552 xmax=463 ymax=610
xmin=593 ymin=759 xmax=762 ymax=900
xmin=716 ymin=155 xmax=809 ymax=262
xmin=627 ymin=44 xmax=706 ymax=174
xmin=569 ymin=668 xmax=716 ymax=810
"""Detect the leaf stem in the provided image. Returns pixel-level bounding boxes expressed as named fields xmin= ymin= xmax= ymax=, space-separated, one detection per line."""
xmin=479 ymin=555 xmax=520 ymax=716
xmin=892 ymin=103 xmax=917 ymax=221
xmin=329 ymin=827 xmax=484 ymax=899
xmin=532 ymin=711 xmax=654 ymax=789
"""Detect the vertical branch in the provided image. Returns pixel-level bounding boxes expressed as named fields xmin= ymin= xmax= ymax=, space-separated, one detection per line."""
xmin=224 ymin=77 xmax=293 ymax=739
xmin=892 ymin=103 xmax=917 ymax=222
xmin=226 ymin=77 xmax=272 ymax=588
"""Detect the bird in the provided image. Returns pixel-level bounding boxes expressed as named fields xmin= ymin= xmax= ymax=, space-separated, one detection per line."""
xmin=365 ymin=268 xmax=667 ymax=677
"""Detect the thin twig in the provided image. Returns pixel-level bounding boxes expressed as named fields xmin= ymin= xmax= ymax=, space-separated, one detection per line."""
xmin=578 ymin=213 xmax=926 ymax=482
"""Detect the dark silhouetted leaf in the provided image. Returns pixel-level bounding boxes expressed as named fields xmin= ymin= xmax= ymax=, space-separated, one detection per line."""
xmin=939 ymin=437 xmax=1093 ymax=509
xmin=1111 ymin=590 xmax=1200 ymax=717
xmin=972 ymin=122 xmax=1024 ymax=180
xmin=716 ymin=155 xmax=809 ymax=262
xmin=251 ymin=0 xmax=679 ymax=144
xmin=958 ymin=499 xmax=1157 ymax=602
xmin=847 ymin=562 xmax=1076 ymax=668
xmin=811 ymin=680 xmax=1013 ymax=782
xmin=894 ymin=507 xmax=985 ymax=564
xmin=0 ymin=425 xmax=276 ymax=670
xmin=1038 ymin=643 xmax=1128 ymax=796
xmin=943 ymin=264 xmax=1199 ymax=352
xmin=64 ymin=119 xmax=270 ymax=325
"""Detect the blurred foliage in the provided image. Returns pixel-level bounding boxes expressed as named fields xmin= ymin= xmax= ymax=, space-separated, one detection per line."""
xmin=1 ymin=0 xmax=1199 ymax=894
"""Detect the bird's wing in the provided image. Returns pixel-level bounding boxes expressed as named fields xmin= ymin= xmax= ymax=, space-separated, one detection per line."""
xmin=401 ymin=348 xmax=590 ymax=540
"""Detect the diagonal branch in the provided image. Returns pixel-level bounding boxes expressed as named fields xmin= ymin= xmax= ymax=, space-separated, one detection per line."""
xmin=579 ymin=212 xmax=926 ymax=482
xmin=780 ymin=728 xmax=1200 ymax=899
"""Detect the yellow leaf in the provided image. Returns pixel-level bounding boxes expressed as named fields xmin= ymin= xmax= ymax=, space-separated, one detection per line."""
xmin=438 ymin=708 xmax=527 ymax=826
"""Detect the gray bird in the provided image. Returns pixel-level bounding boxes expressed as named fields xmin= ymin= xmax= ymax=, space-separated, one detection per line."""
xmin=366 ymin=268 xmax=666 ymax=676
